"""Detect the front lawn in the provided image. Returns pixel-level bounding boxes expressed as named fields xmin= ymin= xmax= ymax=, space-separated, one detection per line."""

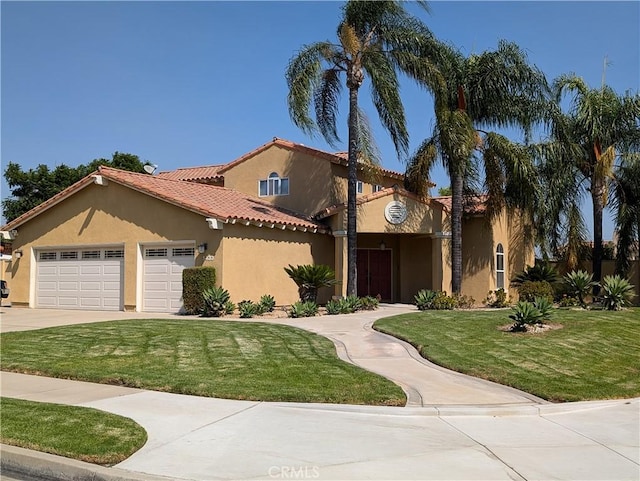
xmin=374 ymin=308 xmax=640 ymax=402
xmin=0 ymin=397 xmax=147 ymax=465
xmin=0 ymin=319 xmax=405 ymax=406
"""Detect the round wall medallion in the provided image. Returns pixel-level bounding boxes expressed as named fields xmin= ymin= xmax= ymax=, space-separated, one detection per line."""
xmin=384 ymin=201 xmax=407 ymax=224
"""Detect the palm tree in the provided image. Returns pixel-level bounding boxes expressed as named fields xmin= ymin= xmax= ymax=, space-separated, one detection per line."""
xmin=286 ymin=1 xmax=434 ymax=296
xmin=535 ymin=76 xmax=640 ymax=290
xmin=612 ymin=156 xmax=640 ymax=277
xmin=405 ymin=40 xmax=547 ymax=294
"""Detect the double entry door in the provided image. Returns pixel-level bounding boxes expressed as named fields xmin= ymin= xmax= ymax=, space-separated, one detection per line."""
xmin=357 ymin=249 xmax=392 ymax=301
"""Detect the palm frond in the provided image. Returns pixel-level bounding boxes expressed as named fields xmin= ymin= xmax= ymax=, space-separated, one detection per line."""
xmin=314 ymin=68 xmax=343 ymax=146
xmin=286 ymin=42 xmax=341 ymax=137
xmin=405 ymin=137 xmax=437 ymax=197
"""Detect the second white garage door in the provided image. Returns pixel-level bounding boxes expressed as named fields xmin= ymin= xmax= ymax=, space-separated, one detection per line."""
xmin=142 ymin=245 xmax=195 ymax=312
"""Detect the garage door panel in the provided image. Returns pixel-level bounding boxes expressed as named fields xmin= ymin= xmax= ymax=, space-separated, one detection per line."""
xmin=36 ymin=251 xmax=123 ymax=311
xmin=142 ymin=245 xmax=194 ymax=312
xmin=59 ymin=266 xmax=80 ymax=275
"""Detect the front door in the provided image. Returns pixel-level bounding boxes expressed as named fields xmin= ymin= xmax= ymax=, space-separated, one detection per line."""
xmin=356 ymin=249 xmax=392 ymax=301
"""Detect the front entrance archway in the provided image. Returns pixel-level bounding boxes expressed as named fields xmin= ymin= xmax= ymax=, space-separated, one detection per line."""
xmin=357 ymin=249 xmax=392 ymax=301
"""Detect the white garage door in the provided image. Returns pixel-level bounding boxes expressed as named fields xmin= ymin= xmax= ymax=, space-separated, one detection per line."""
xmin=142 ymin=245 xmax=195 ymax=312
xmin=36 ymin=248 xmax=124 ymax=310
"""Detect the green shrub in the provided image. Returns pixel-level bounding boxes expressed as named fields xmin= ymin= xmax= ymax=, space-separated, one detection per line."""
xmin=415 ymin=289 xmax=437 ymax=310
xmin=509 ymin=301 xmax=543 ymax=331
xmin=202 ymin=286 xmax=231 ymax=317
xmin=284 ymin=264 xmax=339 ymax=303
xmin=288 ymin=301 xmax=319 ymax=318
xmin=258 ymin=294 xmax=276 ymax=313
xmin=453 ymin=293 xmax=476 ymax=309
xmin=558 ymin=295 xmax=580 ymax=307
xmin=517 ymin=281 xmax=554 ymax=303
xmin=432 ymin=291 xmax=456 ymax=310
xmin=485 ymin=288 xmax=508 ymax=308
xmin=359 ymin=295 xmax=379 ymax=310
xmin=564 ymin=270 xmax=598 ymax=308
xmin=182 ymin=267 xmax=216 ymax=315
xmin=238 ymin=300 xmax=260 ymax=318
xmin=601 ymin=275 xmax=635 ymax=311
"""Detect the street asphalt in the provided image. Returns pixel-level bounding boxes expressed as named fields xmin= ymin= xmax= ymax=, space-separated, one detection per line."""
xmin=0 ymin=305 xmax=638 ymax=481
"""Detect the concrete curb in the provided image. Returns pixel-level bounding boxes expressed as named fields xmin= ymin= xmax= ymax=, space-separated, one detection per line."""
xmin=0 ymin=444 xmax=176 ymax=481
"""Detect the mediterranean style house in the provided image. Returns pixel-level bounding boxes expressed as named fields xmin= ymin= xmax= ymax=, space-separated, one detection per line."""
xmin=0 ymin=137 xmax=533 ymax=312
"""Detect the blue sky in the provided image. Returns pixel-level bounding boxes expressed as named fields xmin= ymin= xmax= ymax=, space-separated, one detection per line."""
xmin=2 ymin=1 xmax=639 ymax=238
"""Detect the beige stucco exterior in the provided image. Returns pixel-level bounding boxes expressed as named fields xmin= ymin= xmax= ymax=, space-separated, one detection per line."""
xmin=2 ymin=139 xmax=537 ymax=311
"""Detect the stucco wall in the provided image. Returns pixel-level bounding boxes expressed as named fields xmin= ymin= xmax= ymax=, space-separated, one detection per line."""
xmin=220 ymin=224 xmax=334 ymax=305
xmin=222 ymin=145 xmax=339 ymax=217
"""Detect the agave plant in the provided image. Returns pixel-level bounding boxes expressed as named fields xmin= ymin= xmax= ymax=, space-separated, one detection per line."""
xmin=564 ymin=270 xmax=598 ymax=308
xmin=414 ymin=289 xmax=437 ymax=310
xmin=509 ymin=301 xmax=543 ymax=331
xmin=202 ymin=286 xmax=231 ymax=317
xmin=284 ymin=264 xmax=339 ymax=303
xmin=601 ymin=275 xmax=635 ymax=311
xmin=533 ymin=297 xmax=554 ymax=321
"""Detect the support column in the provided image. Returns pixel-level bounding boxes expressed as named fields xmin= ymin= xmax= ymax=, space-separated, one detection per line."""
xmin=432 ymin=231 xmax=452 ymax=293
xmin=333 ymin=230 xmax=348 ymax=299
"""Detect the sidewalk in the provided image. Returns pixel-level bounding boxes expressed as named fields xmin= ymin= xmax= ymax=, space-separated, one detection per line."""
xmin=1 ymin=306 xmax=639 ymax=480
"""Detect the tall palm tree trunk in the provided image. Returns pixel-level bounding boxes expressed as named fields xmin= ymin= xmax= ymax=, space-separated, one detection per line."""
xmin=591 ymin=178 xmax=605 ymax=295
xmin=346 ymin=86 xmax=359 ymax=296
xmin=450 ymin=171 xmax=464 ymax=294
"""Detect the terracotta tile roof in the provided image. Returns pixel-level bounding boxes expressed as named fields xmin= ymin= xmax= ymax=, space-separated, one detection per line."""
xmin=315 ymin=185 xmax=434 ymax=219
xmin=3 ymin=167 xmax=328 ymax=234
xmin=432 ymin=195 xmax=488 ymax=214
xmin=156 ymin=165 xmax=224 ymax=182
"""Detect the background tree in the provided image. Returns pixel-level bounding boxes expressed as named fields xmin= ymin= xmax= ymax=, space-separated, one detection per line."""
xmin=535 ymin=76 xmax=640 ymax=289
xmin=286 ymin=0 xmax=434 ymax=296
xmin=2 ymin=152 xmax=149 ymax=222
xmin=405 ymin=40 xmax=547 ymax=294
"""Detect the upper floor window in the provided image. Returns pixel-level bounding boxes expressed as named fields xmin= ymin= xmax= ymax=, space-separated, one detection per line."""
xmin=259 ymin=172 xmax=289 ymax=197
xmin=496 ymin=243 xmax=505 ymax=289
xmin=356 ymin=181 xmax=364 ymax=194
xmin=373 ymin=184 xmax=384 ymax=193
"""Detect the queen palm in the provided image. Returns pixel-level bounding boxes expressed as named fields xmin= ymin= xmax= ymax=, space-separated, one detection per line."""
xmin=405 ymin=41 xmax=547 ymax=294
xmin=535 ymin=76 xmax=640 ymax=289
xmin=286 ymin=1 xmax=434 ymax=296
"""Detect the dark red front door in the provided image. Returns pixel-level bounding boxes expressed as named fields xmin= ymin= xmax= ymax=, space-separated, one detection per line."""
xmin=357 ymin=249 xmax=392 ymax=301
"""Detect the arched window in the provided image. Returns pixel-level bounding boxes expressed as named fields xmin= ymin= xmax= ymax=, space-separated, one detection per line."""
xmin=259 ymin=172 xmax=289 ymax=196
xmin=496 ymin=243 xmax=505 ymax=289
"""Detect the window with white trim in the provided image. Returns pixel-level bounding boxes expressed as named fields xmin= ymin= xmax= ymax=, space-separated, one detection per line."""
xmin=259 ymin=172 xmax=289 ymax=196
xmin=82 ymin=250 xmax=101 ymax=259
xmin=496 ymin=243 xmax=505 ymax=289
xmin=60 ymin=251 xmax=78 ymax=260
xmin=373 ymin=184 xmax=384 ymax=193
xmin=105 ymin=249 xmax=124 ymax=259
xmin=39 ymin=252 xmax=57 ymax=261
xmin=356 ymin=181 xmax=364 ymax=194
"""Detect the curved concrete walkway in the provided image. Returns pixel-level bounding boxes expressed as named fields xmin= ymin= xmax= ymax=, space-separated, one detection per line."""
xmin=1 ymin=306 xmax=639 ymax=480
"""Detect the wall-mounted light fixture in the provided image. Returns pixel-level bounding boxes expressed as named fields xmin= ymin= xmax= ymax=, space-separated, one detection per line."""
xmin=14 ymin=249 xmax=23 ymax=259
xmin=198 ymin=243 xmax=208 ymax=254
xmin=9 ymin=229 xmax=18 ymax=239
xmin=379 ymin=240 xmax=386 ymax=250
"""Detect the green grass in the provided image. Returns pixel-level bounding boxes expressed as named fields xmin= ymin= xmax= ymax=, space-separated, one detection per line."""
xmin=374 ymin=308 xmax=640 ymax=402
xmin=0 ymin=319 xmax=405 ymax=406
xmin=0 ymin=397 xmax=147 ymax=465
